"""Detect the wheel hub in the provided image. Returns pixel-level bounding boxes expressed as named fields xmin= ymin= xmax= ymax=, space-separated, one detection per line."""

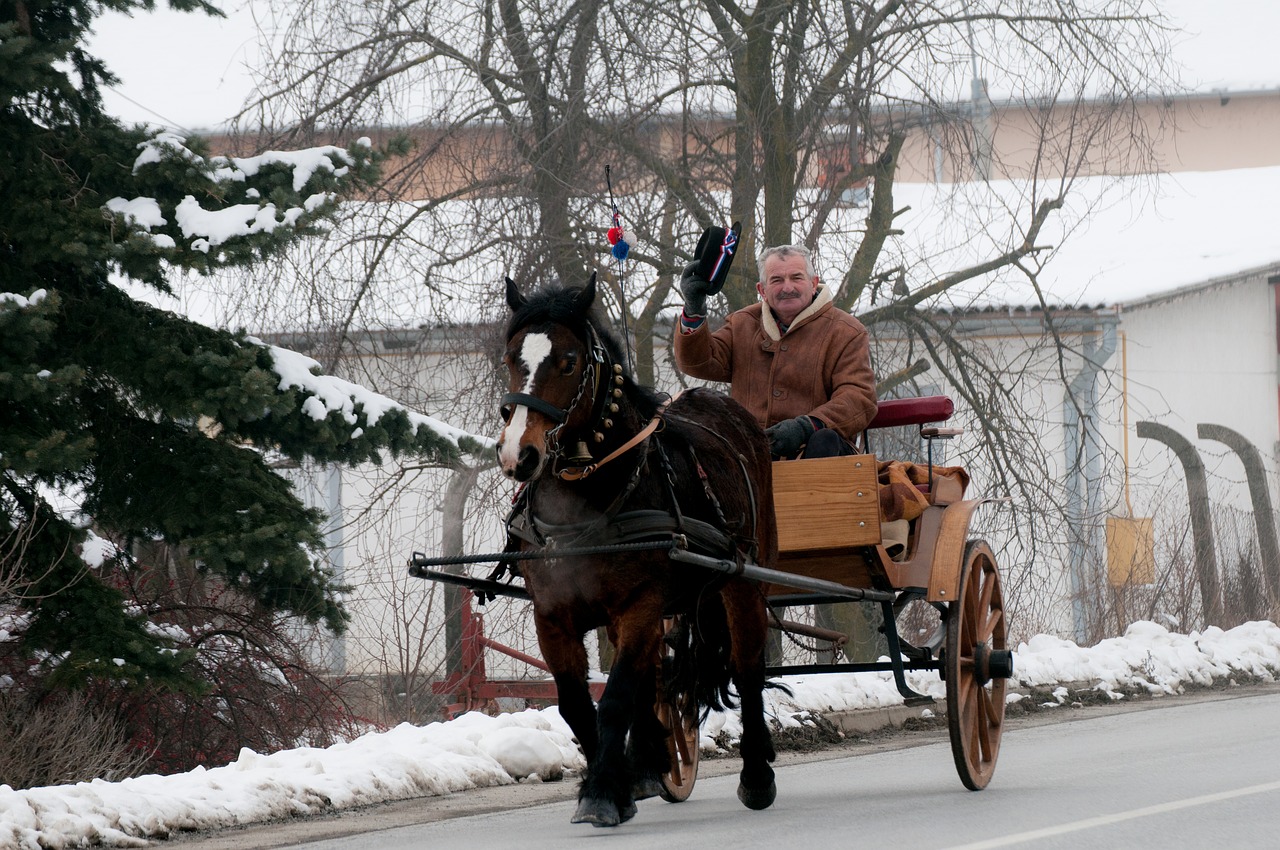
xmin=988 ymin=648 xmax=1014 ymax=680
xmin=971 ymin=642 xmax=1014 ymax=685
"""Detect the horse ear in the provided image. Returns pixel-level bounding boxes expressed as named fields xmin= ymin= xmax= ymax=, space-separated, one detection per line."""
xmin=575 ymin=272 xmax=598 ymax=313
xmin=505 ymin=277 xmax=525 ymax=310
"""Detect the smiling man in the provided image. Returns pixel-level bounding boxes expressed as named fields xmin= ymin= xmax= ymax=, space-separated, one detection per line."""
xmin=674 ymin=244 xmax=878 ymax=460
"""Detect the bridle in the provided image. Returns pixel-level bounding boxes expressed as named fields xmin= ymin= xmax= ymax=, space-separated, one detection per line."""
xmin=500 ymin=322 xmax=617 ymax=470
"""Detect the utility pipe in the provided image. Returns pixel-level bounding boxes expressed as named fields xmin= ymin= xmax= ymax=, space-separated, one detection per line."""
xmin=1065 ymin=320 xmax=1118 ymax=643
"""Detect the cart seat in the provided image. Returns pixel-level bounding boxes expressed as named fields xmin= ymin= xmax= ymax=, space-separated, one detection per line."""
xmin=767 ymin=396 xmax=967 ymax=596
xmin=864 ymin=395 xmax=960 ymax=498
xmin=867 ymin=395 xmax=953 ymax=430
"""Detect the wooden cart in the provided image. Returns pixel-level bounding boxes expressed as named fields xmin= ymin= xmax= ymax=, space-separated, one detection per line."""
xmin=653 ymin=395 xmax=1012 ymax=800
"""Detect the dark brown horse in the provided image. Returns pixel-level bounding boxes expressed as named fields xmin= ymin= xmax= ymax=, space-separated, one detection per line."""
xmin=496 ymin=274 xmax=779 ymax=827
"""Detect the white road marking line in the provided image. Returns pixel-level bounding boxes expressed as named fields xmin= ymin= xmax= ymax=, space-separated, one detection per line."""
xmin=943 ymin=780 xmax=1280 ymax=849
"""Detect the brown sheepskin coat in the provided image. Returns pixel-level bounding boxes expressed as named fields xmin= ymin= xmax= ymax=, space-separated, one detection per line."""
xmin=673 ymin=285 xmax=878 ymax=440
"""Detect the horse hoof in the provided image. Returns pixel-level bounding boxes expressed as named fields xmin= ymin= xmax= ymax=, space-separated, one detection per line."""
xmin=572 ymin=797 xmax=621 ymax=827
xmin=632 ymin=775 xmax=665 ymax=801
xmin=619 ymin=800 xmax=638 ymax=822
xmin=737 ymin=780 xmax=777 ymax=811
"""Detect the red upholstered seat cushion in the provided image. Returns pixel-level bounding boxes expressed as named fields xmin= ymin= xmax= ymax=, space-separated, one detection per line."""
xmin=867 ymin=395 xmax=954 ymax=430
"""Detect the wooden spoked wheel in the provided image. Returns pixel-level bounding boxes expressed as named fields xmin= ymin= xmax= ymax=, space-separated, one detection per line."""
xmin=656 ymin=616 xmax=699 ymax=803
xmin=944 ymin=540 xmax=1012 ymax=791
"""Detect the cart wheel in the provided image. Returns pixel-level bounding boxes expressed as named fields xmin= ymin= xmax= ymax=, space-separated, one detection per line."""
xmin=944 ymin=540 xmax=1012 ymax=791
xmin=656 ymin=616 xmax=699 ymax=803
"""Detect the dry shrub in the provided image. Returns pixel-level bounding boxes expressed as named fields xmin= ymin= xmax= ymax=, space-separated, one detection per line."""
xmin=0 ymin=538 xmax=373 ymax=786
xmin=1076 ymin=498 xmax=1280 ymax=641
xmin=1222 ymin=550 xmax=1270 ymax=627
xmin=110 ymin=588 xmax=373 ymax=776
xmin=0 ymin=520 xmax=150 ymax=788
xmin=0 ymin=690 xmax=150 ymax=789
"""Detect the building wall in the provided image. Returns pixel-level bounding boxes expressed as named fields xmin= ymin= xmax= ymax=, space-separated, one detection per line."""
xmin=1112 ymin=268 xmax=1280 ymax=578
xmin=217 ymin=90 xmax=1280 ymax=199
xmin=1120 ymin=270 xmax=1279 ymax=474
xmin=896 ymin=91 xmax=1280 ymax=182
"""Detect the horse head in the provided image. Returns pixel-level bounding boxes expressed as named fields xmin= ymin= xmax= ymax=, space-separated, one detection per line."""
xmin=497 ymin=274 xmax=607 ymax=481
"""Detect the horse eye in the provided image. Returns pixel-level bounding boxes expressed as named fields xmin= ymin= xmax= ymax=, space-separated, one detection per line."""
xmin=560 ymin=357 xmax=577 ymax=375
xmin=499 ymin=405 xmax=512 ymax=423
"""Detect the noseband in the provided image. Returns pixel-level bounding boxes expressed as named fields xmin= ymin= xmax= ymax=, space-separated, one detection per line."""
xmin=499 ymin=390 xmax=573 ymax=424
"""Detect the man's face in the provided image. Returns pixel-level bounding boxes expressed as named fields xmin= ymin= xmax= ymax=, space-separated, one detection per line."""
xmin=757 ymin=253 xmax=819 ymax=327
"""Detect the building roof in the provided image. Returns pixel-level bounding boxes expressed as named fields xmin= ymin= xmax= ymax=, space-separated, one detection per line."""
xmin=886 ymin=164 xmax=1280 ymax=309
xmin=117 ymin=162 xmax=1280 ymax=332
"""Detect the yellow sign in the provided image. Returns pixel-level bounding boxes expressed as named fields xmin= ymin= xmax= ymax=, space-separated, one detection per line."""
xmin=1106 ymin=516 xmax=1155 ymax=586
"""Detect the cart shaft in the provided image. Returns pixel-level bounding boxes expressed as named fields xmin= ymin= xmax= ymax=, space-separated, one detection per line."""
xmin=666 ymin=548 xmax=895 ymax=603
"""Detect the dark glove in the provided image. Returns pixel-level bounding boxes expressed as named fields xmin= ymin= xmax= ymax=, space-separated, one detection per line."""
xmin=765 ymin=416 xmax=815 ymax=459
xmin=679 ymin=260 xmax=713 ymax=317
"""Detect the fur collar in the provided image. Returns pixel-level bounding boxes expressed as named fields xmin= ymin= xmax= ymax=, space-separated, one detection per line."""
xmin=760 ymin=284 xmax=833 ymax=342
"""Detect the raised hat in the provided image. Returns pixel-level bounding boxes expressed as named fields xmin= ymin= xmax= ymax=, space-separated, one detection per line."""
xmin=693 ymin=221 xmax=742 ymax=295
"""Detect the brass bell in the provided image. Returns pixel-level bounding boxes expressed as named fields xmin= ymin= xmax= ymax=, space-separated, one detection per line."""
xmin=567 ymin=440 xmax=592 ymax=463
xmin=593 ymin=431 xmax=605 ymax=443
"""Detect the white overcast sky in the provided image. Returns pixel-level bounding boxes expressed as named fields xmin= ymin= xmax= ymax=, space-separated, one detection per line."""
xmin=87 ymin=1 xmax=1280 ymax=132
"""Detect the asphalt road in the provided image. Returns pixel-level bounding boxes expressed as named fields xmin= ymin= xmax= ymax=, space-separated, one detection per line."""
xmin=171 ymin=686 xmax=1280 ymax=849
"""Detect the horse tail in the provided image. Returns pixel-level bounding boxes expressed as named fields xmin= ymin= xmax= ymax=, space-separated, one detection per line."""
xmin=666 ymin=589 xmax=737 ymax=720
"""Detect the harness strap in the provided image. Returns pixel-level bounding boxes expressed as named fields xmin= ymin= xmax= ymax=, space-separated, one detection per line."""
xmin=664 ymin=410 xmax=761 ymax=560
xmin=557 ymin=412 xmax=663 ymax=481
xmin=507 ymin=509 xmax=737 ymax=558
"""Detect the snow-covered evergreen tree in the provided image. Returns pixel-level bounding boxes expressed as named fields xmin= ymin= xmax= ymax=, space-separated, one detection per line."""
xmin=0 ymin=0 xmax=476 ymax=692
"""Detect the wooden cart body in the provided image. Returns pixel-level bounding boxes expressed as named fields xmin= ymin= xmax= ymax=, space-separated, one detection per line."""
xmin=747 ymin=395 xmax=1010 ymax=794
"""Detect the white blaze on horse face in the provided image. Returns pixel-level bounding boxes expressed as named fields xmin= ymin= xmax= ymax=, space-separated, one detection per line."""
xmin=498 ymin=331 xmax=554 ymax=472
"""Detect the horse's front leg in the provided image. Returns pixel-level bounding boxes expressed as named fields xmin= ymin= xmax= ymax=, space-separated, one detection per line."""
xmin=572 ymin=602 xmax=663 ymax=827
xmin=533 ymin=615 xmax=598 ymax=766
xmin=722 ymin=579 xmax=779 ymax=810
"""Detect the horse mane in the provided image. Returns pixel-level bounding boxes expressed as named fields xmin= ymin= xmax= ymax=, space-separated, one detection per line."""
xmin=506 ymin=282 xmax=664 ymax=418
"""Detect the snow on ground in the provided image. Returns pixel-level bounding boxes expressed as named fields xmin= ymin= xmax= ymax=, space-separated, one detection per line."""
xmin=2 ymin=619 xmax=1278 ymax=849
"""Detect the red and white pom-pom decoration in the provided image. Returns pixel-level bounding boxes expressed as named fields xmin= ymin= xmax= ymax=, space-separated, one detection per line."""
xmin=607 ymin=226 xmax=634 ymax=261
